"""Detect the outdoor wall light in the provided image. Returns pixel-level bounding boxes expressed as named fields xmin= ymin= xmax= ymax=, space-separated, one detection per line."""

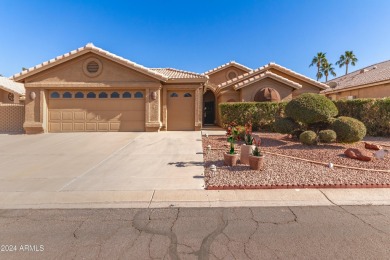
xmin=29 ymin=91 xmax=36 ymax=100
xmin=207 ymin=145 xmax=211 ymax=152
xmin=151 ymin=91 xmax=157 ymax=100
xmin=210 ymin=164 xmax=217 ymax=172
xmin=205 ymin=133 xmax=209 ymax=138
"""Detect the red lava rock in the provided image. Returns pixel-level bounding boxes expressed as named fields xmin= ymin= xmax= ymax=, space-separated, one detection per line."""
xmin=344 ymin=148 xmax=372 ymax=161
xmin=364 ymin=142 xmax=382 ymax=150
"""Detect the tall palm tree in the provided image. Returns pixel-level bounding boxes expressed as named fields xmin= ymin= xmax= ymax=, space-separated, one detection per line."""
xmin=321 ymin=61 xmax=337 ymax=82
xmin=309 ymin=52 xmax=327 ymax=81
xmin=336 ymin=51 xmax=358 ymax=75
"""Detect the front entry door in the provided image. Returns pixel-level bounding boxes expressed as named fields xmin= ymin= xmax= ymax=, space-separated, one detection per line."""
xmin=204 ymin=101 xmax=215 ymax=124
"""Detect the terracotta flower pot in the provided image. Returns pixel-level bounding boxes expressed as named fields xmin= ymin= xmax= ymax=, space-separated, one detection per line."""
xmin=240 ymin=144 xmax=255 ymax=165
xmin=224 ymin=153 xmax=239 ymax=166
xmin=248 ymin=155 xmax=264 ymax=170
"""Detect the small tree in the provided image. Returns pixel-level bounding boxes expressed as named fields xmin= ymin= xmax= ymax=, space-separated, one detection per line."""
xmin=309 ymin=52 xmax=327 ymax=81
xmin=336 ymin=51 xmax=358 ymax=75
xmin=320 ymin=61 xmax=337 ymax=81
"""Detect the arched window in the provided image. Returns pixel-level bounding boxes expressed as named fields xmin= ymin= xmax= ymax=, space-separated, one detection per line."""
xmin=63 ymin=92 xmax=72 ymax=98
xmin=50 ymin=92 xmax=60 ymax=98
xmin=75 ymin=92 xmax=84 ymax=98
xmin=123 ymin=92 xmax=131 ymax=98
xmin=99 ymin=92 xmax=108 ymax=98
xmin=87 ymin=92 xmax=96 ymax=98
xmin=254 ymin=88 xmax=281 ymax=102
xmin=111 ymin=92 xmax=120 ymax=98
xmin=135 ymin=92 xmax=143 ymax=98
xmin=184 ymin=93 xmax=192 ymax=97
xmin=170 ymin=92 xmax=178 ymax=97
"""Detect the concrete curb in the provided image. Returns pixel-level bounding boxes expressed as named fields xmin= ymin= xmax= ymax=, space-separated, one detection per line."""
xmin=0 ymin=188 xmax=389 ymax=209
xmin=206 ymin=183 xmax=390 ymax=190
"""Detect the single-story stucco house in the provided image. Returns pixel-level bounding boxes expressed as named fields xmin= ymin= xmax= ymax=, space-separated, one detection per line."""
xmin=9 ymin=43 xmax=329 ymax=134
xmin=322 ymin=60 xmax=390 ymax=100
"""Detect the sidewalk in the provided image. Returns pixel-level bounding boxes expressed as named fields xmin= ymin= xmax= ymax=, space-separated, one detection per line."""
xmin=1 ymin=188 xmax=389 ymax=209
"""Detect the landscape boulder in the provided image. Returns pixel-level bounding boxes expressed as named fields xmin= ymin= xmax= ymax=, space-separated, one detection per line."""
xmin=364 ymin=142 xmax=382 ymax=150
xmin=344 ymin=148 xmax=372 ymax=161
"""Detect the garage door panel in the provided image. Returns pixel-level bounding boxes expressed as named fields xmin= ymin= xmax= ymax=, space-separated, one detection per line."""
xmin=49 ymin=111 xmax=61 ymax=120
xmin=61 ymin=123 xmax=73 ymax=131
xmin=74 ymin=112 xmax=86 ymax=120
xmin=98 ymin=122 xmax=109 ymax=131
xmin=73 ymin=123 xmax=85 ymax=131
xmin=62 ymin=112 xmax=73 ymax=120
xmin=49 ymin=122 xmax=61 ymax=132
xmin=119 ymin=121 xmax=145 ymax=131
xmin=85 ymin=123 xmax=97 ymax=131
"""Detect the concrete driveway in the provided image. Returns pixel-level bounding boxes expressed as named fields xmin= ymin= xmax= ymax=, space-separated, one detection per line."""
xmin=0 ymin=132 xmax=204 ymax=192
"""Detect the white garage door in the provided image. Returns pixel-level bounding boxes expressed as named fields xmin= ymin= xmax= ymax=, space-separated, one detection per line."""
xmin=48 ymin=90 xmax=145 ymax=132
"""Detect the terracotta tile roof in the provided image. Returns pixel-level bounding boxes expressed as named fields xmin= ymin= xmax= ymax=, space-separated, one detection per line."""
xmin=150 ymin=68 xmax=207 ymax=79
xmin=322 ymin=60 xmax=390 ymax=93
xmin=233 ymin=71 xmax=302 ymax=90
xmin=203 ymin=61 xmax=252 ymax=75
xmin=12 ymin=43 xmax=168 ymax=81
xmin=219 ymin=62 xmax=329 ymax=90
xmin=0 ymin=77 xmax=25 ymax=95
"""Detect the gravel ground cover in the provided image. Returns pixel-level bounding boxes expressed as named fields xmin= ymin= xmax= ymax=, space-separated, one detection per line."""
xmin=203 ymin=133 xmax=390 ymax=189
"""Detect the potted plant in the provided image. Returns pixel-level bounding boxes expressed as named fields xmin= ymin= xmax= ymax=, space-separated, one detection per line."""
xmin=240 ymin=122 xmax=256 ymax=165
xmin=224 ymin=123 xmax=239 ymax=166
xmin=248 ymin=139 xmax=264 ymax=170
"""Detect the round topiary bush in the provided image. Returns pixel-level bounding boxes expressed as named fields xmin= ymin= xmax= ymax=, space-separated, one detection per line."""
xmin=318 ymin=129 xmax=337 ymax=143
xmin=273 ymin=117 xmax=300 ymax=134
xmin=332 ymin=116 xmax=366 ymax=143
xmin=299 ymin=131 xmax=318 ymax=145
xmin=285 ymin=93 xmax=338 ymax=125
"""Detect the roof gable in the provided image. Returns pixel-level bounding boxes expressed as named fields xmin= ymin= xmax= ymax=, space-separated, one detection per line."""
xmin=203 ymin=61 xmax=251 ymax=75
xmin=219 ymin=62 xmax=329 ymax=91
xmin=12 ymin=43 xmax=168 ymax=82
xmin=233 ymin=71 xmax=302 ymax=90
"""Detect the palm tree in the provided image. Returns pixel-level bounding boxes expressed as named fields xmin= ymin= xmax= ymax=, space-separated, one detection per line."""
xmin=336 ymin=51 xmax=358 ymax=75
xmin=309 ymin=52 xmax=327 ymax=81
xmin=321 ymin=61 xmax=337 ymax=81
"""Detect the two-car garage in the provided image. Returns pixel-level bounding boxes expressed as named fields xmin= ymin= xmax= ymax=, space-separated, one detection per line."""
xmin=48 ymin=90 xmax=145 ymax=132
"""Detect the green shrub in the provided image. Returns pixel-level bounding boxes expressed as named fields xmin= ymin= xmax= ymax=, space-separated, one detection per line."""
xmin=318 ymin=130 xmax=337 ymax=143
xmin=332 ymin=116 xmax=366 ymax=143
xmin=286 ymin=93 xmax=338 ymax=125
xmin=334 ymin=98 xmax=390 ymax=136
xmin=273 ymin=117 xmax=300 ymax=134
xmin=299 ymin=131 xmax=318 ymax=145
xmin=219 ymin=102 xmax=287 ymax=131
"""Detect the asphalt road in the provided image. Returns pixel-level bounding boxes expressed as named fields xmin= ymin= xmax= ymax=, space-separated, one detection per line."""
xmin=0 ymin=206 xmax=389 ymax=259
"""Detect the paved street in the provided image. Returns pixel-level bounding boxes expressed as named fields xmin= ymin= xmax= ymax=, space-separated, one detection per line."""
xmin=0 ymin=206 xmax=389 ymax=259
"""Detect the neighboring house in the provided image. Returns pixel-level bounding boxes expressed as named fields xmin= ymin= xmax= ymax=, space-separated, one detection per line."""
xmin=11 ymin=43 xmax=208 ymax=134
xmin=202 ymin=62 xmax=329 ymax=125
xmin=0 ymin=76 xmax=25 ymax=103
xmin=322 ymin=60 xmax=390 ymax=100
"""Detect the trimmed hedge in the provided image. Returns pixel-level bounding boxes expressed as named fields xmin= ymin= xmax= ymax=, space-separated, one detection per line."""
xmin=334 ymin=98 xmax=390 ymax=136
xmin=286 ymin=93 xmax=338 ymax=124
xmin=332 ymin=116 xmax=367 ymax=143
xmin=318 ymin=129 xmax=337 ymax=143
xmin=299 ymin=131 xmax=318 ymax=145
xmin=219 ymin=102 xmax=287 ymax=131
xmin=219 ymin=98 xmax=390 ymax=136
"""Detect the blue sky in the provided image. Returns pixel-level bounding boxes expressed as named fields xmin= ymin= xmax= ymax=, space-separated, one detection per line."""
xmin=1 ymin=0 xmax=390 ymax=80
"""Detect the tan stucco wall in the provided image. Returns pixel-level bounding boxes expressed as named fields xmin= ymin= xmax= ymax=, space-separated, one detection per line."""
xmin=267 ymin=68 xmax=322 ymax=97
xmin=208 ymin=66 xmax=249 ymax=85
xmin=0 ymin=104 xmax=25 ymax=133
xmin=325 ymin=83 xmax=390 ymax=100
xmin=239 ymin=78 xmax=293 ymax=102
xmin=0 ymin=89 xmax=20 ymax=104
